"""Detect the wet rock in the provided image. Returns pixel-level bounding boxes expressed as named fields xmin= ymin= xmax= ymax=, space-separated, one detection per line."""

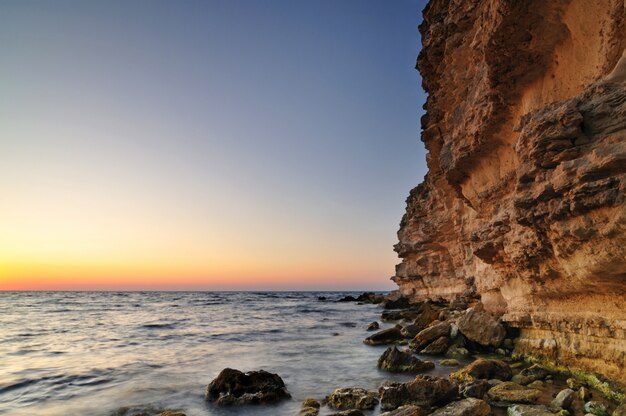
xmin=378 ymin=346 xmax=435 ymax=373
xmin=507 ymin=404 xmax=555 ymax=416
xmin=459 ymin=380 xmax=490 ymax=399
xmin=205 ymin=368 xmax=290 ymax=405
xmin=430 ymin=398 xmax=491 ymax=416
xmin=159 ymin=412 xmax=186 ymax=416
xmin=326 ymin=388 xmax=378 ymax=410
xmin=451 ymin=358 xmax=512 ymax=382
xmin=487 ymin=382 xmax=541 ymax=404
xmin=584 ymin=401 xmax=609 ymax=416
xmin=380 ymin=405 xmax=424 ymax=416
xmin=367 ymin=321 xmax=380 ymax=331
xmin=317 ymin=296 xmax=327 ymax=301
xmin=338 ymin=295 xmax=357 ymax=302
xmin=300 ymin=398 xmax=320 ymax=416
xmin=409 ymin=322 xmax=450 ymax=351
xmin=550 ymin=388 xmax=575 ymax=410
xmin=364 ymin=325 xmax=404 ymax=346
xmin=446 ymin=345 xmax=470 ymax=359
xmin=457 ymin=304 xmax=506 ymax=348
xmin=379 ymin=375 xmax=458 ymax=411
xmin=439 ymin=359 xmax=459 ymax=367
xmin=419 ymin=336 xmax=450 ymax=355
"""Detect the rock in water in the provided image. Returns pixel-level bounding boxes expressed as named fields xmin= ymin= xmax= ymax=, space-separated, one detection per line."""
xmin=429 ymin=398 xmax=491 ymax=416
xmin=377 ymin=346 xmax=435 ymax=373
xmin=326 ymin=388 xmax=378 ymax=410
xmin=364 ymin=325 xmax=404 ymax=346
xmin=205 ymin=368 xmax=290 ymax=405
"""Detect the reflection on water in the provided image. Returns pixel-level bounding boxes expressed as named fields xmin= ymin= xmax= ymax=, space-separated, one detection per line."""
xmin=0 ymin=292 xmax=454 ymax=415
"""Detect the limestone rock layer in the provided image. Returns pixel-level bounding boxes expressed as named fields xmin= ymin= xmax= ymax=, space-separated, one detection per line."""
xmin=395 ymin=0 xmax=626 ymax=385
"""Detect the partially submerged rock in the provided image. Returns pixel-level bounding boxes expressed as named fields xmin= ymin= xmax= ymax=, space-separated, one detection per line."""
xmin=429 ymin=398 xmax=491 ymax=416
xmin=451 ymin=358 xmax=512 ymax=382
xmin=300 ymin=398 xmax=320 ymax=416
xmin=326 ymin=388 xmax=378 ymax=410
xmin=205 ymin=368 xmax=290 ymax=405
xmin=377 ymin=346 xmax=435 ymax=373
xmin=364 ymin=325 xmax=404 ymax=346
xmin=379 ymin=375 xmax=458 ymax=411
xmin=419 ymin=336 xmax=449 ymax=355
xmin=367 ymin=321 xmax=380 ymax=331
xmin=550 ymin=388 xmax=575 ymax=410
xmin=487 ymin=382 xmax=541 ymax=404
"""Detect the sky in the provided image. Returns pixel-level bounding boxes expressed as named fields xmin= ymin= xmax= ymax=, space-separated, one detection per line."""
xmin=0 ymin=0 xmax=428 ymax=291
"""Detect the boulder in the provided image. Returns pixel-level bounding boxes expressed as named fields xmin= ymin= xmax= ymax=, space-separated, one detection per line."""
xmin=381 ymin=294 xmax=411 ymax=310
xmin=583 ymin=401 xmax=609 ymax=416
xmin=409 ymin=322 xmax=451 ymax=351
xmin=446 ymin=345 xmax=470 ymax=359
xmin=326 ymin=388 xmax=378 ymax=410
xmin=507 ymin=404 xmax=556 ymax=416
xmin=356 ymin=292 xmax=384 ymax=304
xmin=300 ymin=398 xmax=320 ymax=416
xmin=419 ymin=336 xmax=450 ymax=355
xmin=487 ymin=382 xmax=541 ymax=404
xmin=451 ymin=358 xmax=512 ymax=382
xmin=380 ymin=405 xmax=424 ymax=416
xmin=205 ymin=368 xmax=290 ymax=405
xmin=364 ymin=325 xmax=404 ymax=346
xmin=338 ymin=295 xmax=357 ymax=302
xmin=430 ymin=398 xmax=491 ymax=416
xmin=378 ymin=346 xmax=435 ymax=373
xmin=458 ymin=380 xmax=491 ymax=399
xmin=367 ymin=321 xmax=380 ymax=331
xmin=379 ymin=375 xmax=458 ymax=411
xmin=413 ymin=303 xmax=441 ymax=331
xmin=550 ymin=388 xmax=575 ymax=410
xmin=439 ymin=359 xmax=459 ymax=367
xmin=457 ymin=304 xmax=506 ymax=348
xmin=383 ymin=309 xmax=421 ymax=321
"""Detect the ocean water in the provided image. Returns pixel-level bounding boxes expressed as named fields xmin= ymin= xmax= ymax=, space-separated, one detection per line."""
xmin=0 ymin=291 xmax=454 ymax=415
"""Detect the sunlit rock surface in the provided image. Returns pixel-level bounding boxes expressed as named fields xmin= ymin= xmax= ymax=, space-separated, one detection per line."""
xmin=394 ymin=0 xmax=626 ymax=385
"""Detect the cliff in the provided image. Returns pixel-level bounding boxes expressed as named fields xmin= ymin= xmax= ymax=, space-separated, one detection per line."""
xmin=394 ymin=0 xmax=626 ymax=385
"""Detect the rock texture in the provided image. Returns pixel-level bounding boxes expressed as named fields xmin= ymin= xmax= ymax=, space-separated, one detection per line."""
xmin=394 ymin=0 xmax=626 ymax=386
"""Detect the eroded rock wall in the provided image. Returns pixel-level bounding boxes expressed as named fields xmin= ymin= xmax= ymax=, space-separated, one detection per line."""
xmin=395 ymin=0 xmax=626 ymax=385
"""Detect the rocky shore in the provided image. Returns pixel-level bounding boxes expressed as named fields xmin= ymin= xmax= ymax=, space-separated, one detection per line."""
xmin=111 ymin=292 xmax=626 ymax=416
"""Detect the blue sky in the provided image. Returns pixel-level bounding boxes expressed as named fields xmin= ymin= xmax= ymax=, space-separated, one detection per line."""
xmin=0 ymin=0 xmax=429 ymax=290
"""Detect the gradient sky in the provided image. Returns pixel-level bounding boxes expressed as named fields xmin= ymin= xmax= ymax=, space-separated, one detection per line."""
xmin=0 ymin=0 xmax=428 ymax=291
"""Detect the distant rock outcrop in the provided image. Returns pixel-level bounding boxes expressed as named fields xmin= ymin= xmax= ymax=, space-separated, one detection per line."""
xmin=394 ymin=0 xmax=626 ymax=386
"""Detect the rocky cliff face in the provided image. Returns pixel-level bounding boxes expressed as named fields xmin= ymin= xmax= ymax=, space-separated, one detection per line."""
xmin=395 ymin=0 xmax=626 ymax=385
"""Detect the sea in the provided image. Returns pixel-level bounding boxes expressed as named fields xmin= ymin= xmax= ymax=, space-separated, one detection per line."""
xmin=0 ymin=291 xmax=456 ymax=415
